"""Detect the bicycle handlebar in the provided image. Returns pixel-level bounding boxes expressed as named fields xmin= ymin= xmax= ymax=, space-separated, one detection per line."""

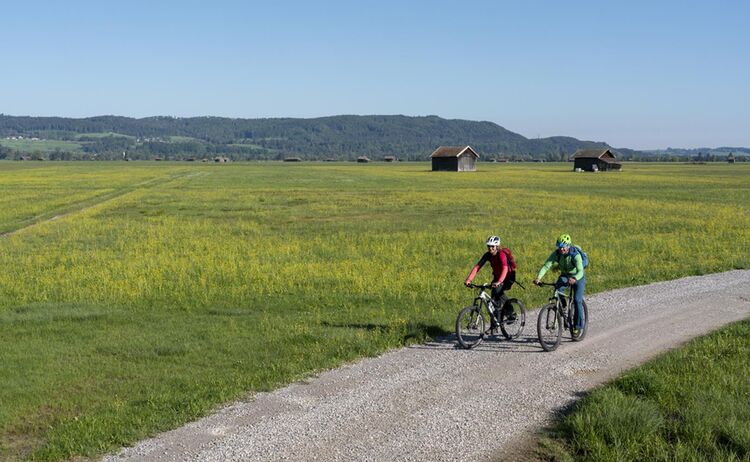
xmin=466 ymin=283 xmax=492 ymax=289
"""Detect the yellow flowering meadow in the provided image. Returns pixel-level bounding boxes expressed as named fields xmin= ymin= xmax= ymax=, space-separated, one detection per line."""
xmin=0 ymin=161 xmax=748 ymax=460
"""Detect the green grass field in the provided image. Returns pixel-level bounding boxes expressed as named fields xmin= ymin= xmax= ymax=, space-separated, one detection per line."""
xmin=0 ymin=139 xmax=84 ymax=154
xmin=0 ymin=163 xmax=169 ymax=234
xmin=1 ymin=162 xmax=749 ymax=460
xmin=77 ymin=132 xmax=136 ymax=140
xmin=538 ymin=319 xmax=750 ymax=461
xmin=0 ymin=133 xmax=194 ymax=157
xmin=163 ymin=135 xmax=203 ymax=143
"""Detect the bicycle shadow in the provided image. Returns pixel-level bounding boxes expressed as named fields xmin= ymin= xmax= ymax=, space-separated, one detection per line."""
xmin=320 ymin=321 xmax=390 ymax=332
xmin=319 ymin=321 xmax=452 ymax=344
xmin=412 ymin=333 xmax=545 ymax=353
xmin=319 ymin=321 xmax=550 ymax=353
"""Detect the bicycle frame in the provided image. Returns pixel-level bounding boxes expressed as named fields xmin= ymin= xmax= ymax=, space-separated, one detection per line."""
xmin=475 ymin=289 xmax=497 ymax=314
xmin=461 ymin=284 xmax=499 ymax=339
xmin=543 ymin=283 xmax=576 ymax=327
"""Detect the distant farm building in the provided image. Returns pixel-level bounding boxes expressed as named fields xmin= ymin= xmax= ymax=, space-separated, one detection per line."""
xmin=430 ymin=145 xmax=479 ymax=172
xmin=283 ymin=157 xmax=303 ymax=162
xmin=357 ymin=156 xmax=370 ymax=163
xmin=727 ymin=154 xmax=736 ymax=164
xmin=384 ymin=155 xmax=397 ymax=162
xmin=213 ymin=156 xmax=230 ymax=163
xmin=570 ymin=149 xmax=622 ymax=172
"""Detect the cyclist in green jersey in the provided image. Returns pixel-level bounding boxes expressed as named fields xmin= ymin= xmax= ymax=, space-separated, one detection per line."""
xmin=533 ymin=233 xmax=586 ymax=335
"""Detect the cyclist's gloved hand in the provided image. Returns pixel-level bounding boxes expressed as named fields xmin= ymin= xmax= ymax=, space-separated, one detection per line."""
xmin=491 ymin=281 xmax=500 ymax=288
xmin=464 ymin=280 xmax=472 ymax=287
xmin=533 ymin=279 xmax=542 ymax=286
xmin=569 ymin=277 xmax=577 ymax=285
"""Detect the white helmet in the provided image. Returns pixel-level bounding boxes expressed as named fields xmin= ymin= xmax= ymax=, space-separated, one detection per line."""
xmin=485 ymin=235 xmax=501 ymax=246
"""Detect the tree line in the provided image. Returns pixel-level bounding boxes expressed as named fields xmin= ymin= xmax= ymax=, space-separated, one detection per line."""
xmin=0 ymin=114 xmax=623 ymax=161
xmin=3 ymin=114 xmax=744 ymax=162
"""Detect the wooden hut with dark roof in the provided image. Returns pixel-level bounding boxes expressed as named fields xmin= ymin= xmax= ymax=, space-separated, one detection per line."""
xmin=430 ymin=145 xmax=479 ymax=172
xmin=727 ymin=153 xmax=736 ymax=164
xmin=570 ymin=148 xmax=622 ymax=172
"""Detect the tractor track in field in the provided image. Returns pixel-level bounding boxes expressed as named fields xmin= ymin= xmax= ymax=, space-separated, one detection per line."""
xmin=103 ymin=270 xmax=750 ymax=462
xmin=0 ymin=171 xmax=207 ymax=238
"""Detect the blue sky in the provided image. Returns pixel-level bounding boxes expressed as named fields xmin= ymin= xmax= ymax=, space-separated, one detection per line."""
xmin=1 ymin=1 xmax=748 ymax=149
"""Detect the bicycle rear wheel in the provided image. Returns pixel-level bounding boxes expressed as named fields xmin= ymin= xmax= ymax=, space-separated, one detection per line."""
xmin=456 ymin=305 xmax=486 ymax=349
xmin=570 ymin=300 xmax=589 ymax=341
xmin=537 ymin=304 xmax=562 ymax=351
xmin=499 ymin=298 xmax=526 ymax=340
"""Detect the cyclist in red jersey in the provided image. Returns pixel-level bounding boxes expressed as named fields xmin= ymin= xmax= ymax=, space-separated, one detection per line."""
xmin=464 ymin=235 xmax=516 ymax=328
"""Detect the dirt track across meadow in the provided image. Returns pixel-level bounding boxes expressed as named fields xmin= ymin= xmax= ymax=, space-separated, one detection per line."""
xmin=103 ymin=270 xmax=750 ymax=462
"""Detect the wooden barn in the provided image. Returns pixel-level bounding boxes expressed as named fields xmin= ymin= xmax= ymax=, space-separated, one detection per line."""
xmin=357 ymin=156 xmax=371 ymax=163
xmin=430 ymin=145 xmax=479 ymax=172
xmin=570 ymin=149 xmax=622 ymax=172
xmin=727 ymin=154 xmax=736 ymax=164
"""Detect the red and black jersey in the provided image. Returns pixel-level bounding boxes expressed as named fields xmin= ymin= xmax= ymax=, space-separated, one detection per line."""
xmin=466 ymin=250 xmax=510 ymax=285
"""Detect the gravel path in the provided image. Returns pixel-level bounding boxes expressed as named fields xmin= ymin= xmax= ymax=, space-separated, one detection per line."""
xmin=103 ymin=270 xmax=750 ymax=462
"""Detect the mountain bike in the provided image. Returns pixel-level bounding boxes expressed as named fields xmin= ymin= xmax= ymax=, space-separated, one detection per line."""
xmin=455 ymin=283 xmax=526 ymax=349
xmin=535 ymin=282 xmax=588 ymax=352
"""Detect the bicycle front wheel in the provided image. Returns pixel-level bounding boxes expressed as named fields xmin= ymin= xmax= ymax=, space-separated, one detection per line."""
xmin=499 ymin=298 xmax=526 ymax=340
xmin=537 ymin=304 xmax=562 ymax=352
xmin=456 ymin=305 xmax=486 ymax=349
xmin=570 ymin=300 xmax=589 ymax=341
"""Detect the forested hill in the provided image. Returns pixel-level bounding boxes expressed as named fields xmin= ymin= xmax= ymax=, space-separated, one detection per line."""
xmin=0 ymin=114 xmax=632 ymax=161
